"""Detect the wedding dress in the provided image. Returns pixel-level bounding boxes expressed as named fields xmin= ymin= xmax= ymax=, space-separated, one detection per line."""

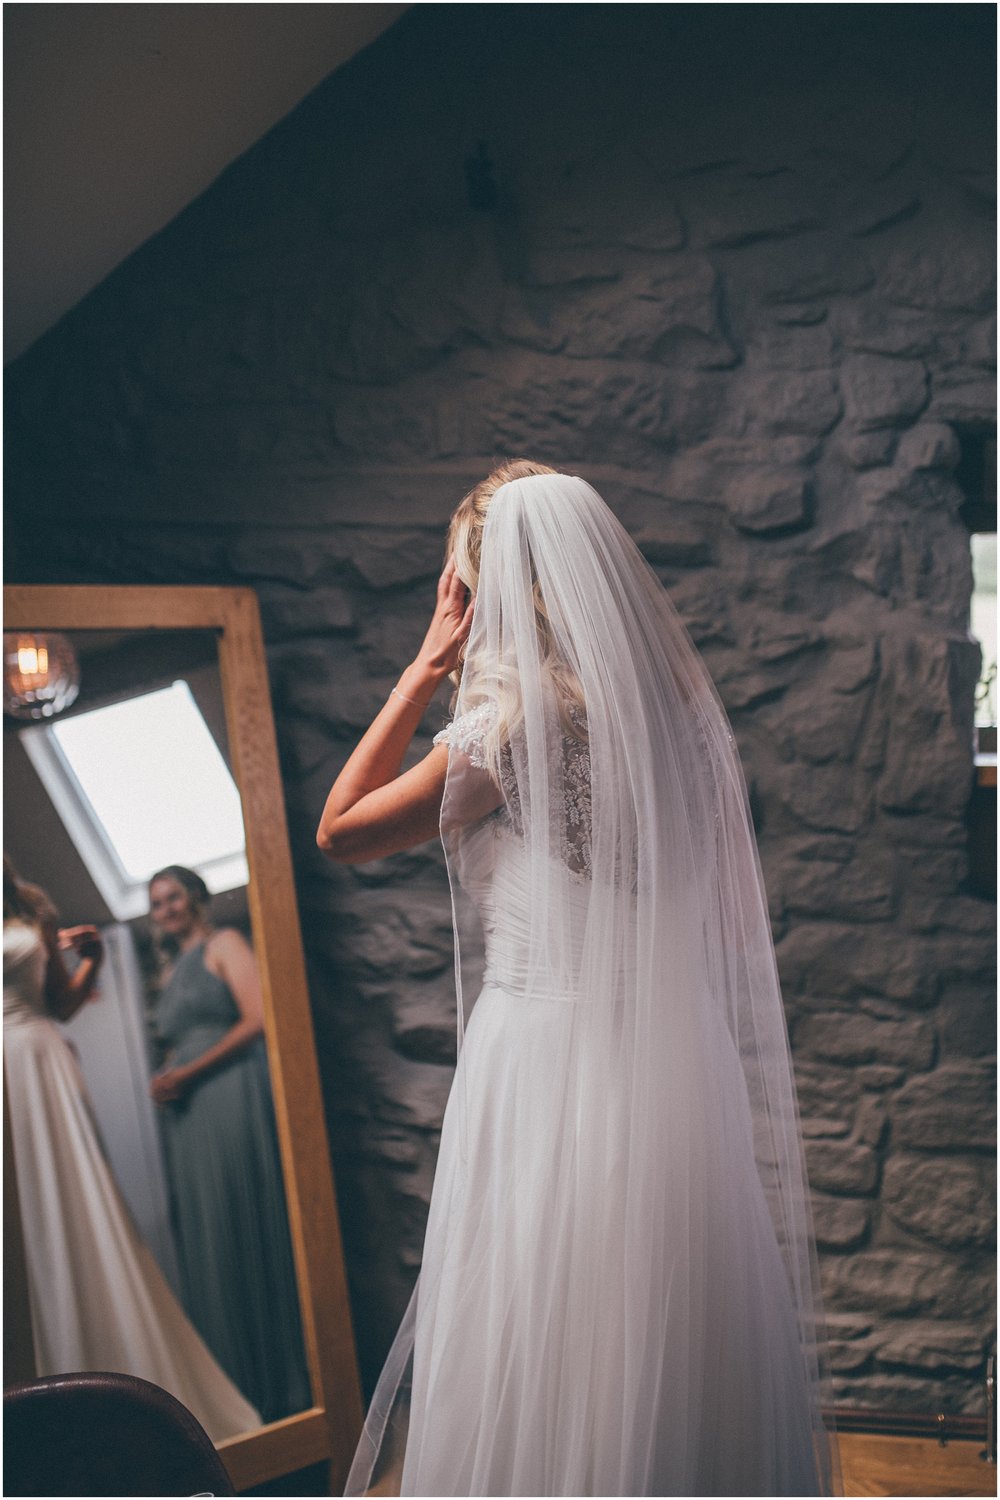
xmin=346 ymin=474 xmax=838 ymax=1497
xmin=3 ymin=917 xmax=262 ymax=1442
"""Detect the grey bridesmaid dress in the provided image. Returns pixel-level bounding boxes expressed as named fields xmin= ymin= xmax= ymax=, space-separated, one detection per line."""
xmin=155 ymin=939 xmax=310 ymax=1423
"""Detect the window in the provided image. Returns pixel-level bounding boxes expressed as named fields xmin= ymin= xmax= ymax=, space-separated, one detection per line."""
xmin=958 ymin=431 xmax=996 ymax=899
xmin=971 ymin=530 xmax=997 ymax=731
xmin=20 ymin=680 xmax=248 ymax=920
xmin=960 ymin=433 xmax=997 ymax=765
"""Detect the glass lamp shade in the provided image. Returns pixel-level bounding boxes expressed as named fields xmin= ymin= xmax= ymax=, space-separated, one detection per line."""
xmin=3 ymin=632 xmax=80 ymax=720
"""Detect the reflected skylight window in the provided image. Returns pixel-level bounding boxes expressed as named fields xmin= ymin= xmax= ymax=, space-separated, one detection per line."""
xmin=21 ymin=680 xmax=248 ymax=919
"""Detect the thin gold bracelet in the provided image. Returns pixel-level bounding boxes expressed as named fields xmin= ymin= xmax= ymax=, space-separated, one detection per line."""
xmin=391 ymin=686 xmax=432 ymax=709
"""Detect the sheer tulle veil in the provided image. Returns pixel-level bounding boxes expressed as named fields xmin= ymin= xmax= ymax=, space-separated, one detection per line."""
xmin=346 ymin=472 xmax=840 ymax=1497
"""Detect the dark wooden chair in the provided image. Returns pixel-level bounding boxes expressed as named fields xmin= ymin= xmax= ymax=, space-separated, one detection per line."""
xmin=3 ymin=1371 xmax=237 ymax=1497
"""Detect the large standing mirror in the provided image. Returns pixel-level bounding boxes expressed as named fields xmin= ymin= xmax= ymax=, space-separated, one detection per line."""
xmin=3 ymin=585 xmax=363 ymax=1492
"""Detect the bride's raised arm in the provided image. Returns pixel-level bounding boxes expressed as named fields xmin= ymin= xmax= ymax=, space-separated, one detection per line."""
xmin=316 ymin=559 xmax=474 ymax=863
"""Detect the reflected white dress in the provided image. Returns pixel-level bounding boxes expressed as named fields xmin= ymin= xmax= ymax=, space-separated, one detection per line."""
xmin=3 ymin=918 xmax=261 ymax=1441
xmin=346 ymin=707 xmax=822 ymax=1497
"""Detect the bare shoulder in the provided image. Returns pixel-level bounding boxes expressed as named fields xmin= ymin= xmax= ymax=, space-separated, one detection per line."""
xmin=204 ymin=926 xmax=253 ymax=970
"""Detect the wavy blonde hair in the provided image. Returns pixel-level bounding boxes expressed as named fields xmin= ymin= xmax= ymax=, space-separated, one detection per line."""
xmin=447 ymin=459 xmax=557 ymax=598
xmin=446 ymin=459 xmax=587 ymax=753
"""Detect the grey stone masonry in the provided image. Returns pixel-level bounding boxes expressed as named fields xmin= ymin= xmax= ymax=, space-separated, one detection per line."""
xmin=5 ymin=6 xmax=995 ymax=1414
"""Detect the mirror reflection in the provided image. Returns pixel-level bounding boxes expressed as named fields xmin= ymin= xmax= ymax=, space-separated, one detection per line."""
xmin=3 ymin=628 xmax=309 ymax=1438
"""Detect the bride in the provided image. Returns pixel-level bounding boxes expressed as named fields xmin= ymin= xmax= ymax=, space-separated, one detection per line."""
xmin=318 ymin=461 xmax=839 ymax=1497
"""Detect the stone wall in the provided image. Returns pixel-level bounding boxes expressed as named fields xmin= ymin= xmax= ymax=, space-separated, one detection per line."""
xmin=5 ymin=5 xmax=996 ymax=1412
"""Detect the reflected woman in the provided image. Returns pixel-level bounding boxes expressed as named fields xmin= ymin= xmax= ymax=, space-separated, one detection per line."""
xmin=3 ymin=855 xmax=261 ymax=1440
xmin=148 ymin=865 xmax=310 ymax=1424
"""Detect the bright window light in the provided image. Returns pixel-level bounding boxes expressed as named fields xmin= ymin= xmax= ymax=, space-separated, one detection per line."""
xmin=970 ymin=532 xmax=997 ymax=728
xmin=21 ymin=681 xmax=248 ymax=919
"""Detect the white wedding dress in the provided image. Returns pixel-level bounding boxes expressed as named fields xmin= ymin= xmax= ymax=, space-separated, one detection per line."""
xmin=348 ymin=711 xmax=822 ymax=1497
xmin=346 ymin=473 xmax=835 ymax=1497
xmin=3 ymin=918 xmax=261 ymax=1442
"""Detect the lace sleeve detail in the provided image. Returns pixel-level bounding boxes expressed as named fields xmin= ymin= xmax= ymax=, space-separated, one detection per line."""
xmin=433 ymin=701 xmax=498 ymax=772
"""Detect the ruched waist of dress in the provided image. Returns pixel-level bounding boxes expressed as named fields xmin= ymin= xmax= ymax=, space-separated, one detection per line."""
xmin=479 ymin=970 xmax=585 ymax=1006
xmin=477 ymin=958 xmax=634 ymax=1008
xmin=464 ymin=824 xmax=644 ymax=1009
xmin=3 ymin=992 xmax=54 ymax=1029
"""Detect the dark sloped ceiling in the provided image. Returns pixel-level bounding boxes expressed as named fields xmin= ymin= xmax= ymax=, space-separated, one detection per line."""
xmin=4 ymin=2 xmax=408 ymax=362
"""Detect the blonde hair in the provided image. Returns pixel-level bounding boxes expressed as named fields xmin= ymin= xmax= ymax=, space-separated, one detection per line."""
xmin=446 ymin=459 xmax=587 ymax=753
xmin=447 ymin=458 xmax=557 ymax=596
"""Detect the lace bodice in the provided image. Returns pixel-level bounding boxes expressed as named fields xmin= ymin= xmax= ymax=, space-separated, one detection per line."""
xmin=435 ymin=699 xmax=594 ymax=879
xmin=436 ymin=695 xmax=726 ymax=899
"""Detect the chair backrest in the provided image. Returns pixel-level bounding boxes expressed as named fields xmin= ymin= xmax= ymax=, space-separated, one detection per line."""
xmin=3 ymin=1371 xmax=237 ymax=1497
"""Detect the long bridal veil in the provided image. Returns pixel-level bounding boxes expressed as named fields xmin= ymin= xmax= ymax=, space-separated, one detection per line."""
xmin=347 ymin=473 xmax=839 ymax=1497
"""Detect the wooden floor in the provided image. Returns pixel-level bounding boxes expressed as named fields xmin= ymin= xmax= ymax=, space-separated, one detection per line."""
xmin=361 ymin=1435 xmax=996 ymax=1498
xmin=838 ymin=1432 xmax=996 ymax=1498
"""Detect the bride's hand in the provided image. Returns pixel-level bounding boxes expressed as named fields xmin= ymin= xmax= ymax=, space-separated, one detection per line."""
xmin=57 ymin=925 xmax=104 ymax=963
xmin=411 ymin=558 xmax=475 ymax=681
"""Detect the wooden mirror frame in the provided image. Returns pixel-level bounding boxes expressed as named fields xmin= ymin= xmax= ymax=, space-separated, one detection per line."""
xmin=3 ymin=584 xmax=363 ymax=1493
